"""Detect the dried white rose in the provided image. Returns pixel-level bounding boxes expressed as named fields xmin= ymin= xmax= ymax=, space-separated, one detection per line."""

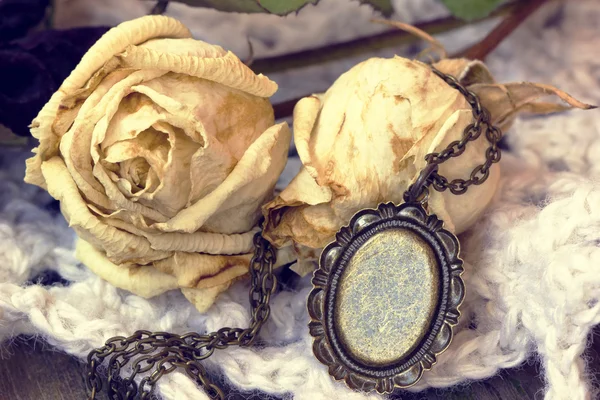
xmin=263 ymin=56 xmax=593 ymax=275
xmin=24 ymin=16 xmax=291 ymax=311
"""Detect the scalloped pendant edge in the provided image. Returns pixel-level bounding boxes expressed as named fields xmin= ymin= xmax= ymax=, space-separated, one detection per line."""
xmin=307 ymin=201 xmax=465 ymax=394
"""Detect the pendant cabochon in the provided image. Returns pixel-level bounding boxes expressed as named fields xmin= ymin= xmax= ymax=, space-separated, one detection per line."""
xmin=308 ymin=202 xmax=465 ymax=394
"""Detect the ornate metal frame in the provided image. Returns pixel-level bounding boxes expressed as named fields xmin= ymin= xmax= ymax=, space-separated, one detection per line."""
xmin=308 ymin=202 xmax=465 ymax=394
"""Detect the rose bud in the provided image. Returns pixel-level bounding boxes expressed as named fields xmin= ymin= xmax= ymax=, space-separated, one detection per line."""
xmin=263 ymin=51 xmax=593 ymax=276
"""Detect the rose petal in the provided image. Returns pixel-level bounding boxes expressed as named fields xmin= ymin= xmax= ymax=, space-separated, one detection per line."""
xmin=25 ymin=15 xmax=192 ymax=188
xmin=119 ymin=38 xmax=277 ymax=98
xmin=155 ymin=122 xmax=291 ymax=234
xmin=292 ymin=94 xmax=322 ymax=179
xmin=76 ymin=239 xmax=178 ymax=298
xmin=263 ymin=168 xmax=336 ymax=248
xmin=433 ymin=58 xmax=495 ymax=86
xmin=41 ymin=157 xmax=169 ymax=264
xmin=181 ymin=286 xmax=232 ymax=313
xmin=153 ymin=252 xmax=251 ymax=289
xmin=93 ymin=211 xmax=259 ymax=254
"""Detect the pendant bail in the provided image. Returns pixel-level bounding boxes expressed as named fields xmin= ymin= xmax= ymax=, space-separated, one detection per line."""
xmin=404 ymin=163 xmax=438 ymax=204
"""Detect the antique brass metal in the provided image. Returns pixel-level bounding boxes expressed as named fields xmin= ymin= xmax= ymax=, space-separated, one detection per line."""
xmin=308 ymin=202 xmax=465 ymax=394
xmin=335 ymin=229 xmax=440 ymax=366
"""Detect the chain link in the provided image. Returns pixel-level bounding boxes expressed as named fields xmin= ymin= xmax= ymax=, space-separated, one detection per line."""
xmin=85 ymin=232 xmax=277 ymax=400
xmin=407 ymin=67 xmax=502 ymax=200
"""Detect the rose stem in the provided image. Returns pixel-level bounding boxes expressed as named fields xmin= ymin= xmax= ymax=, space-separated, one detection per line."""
xmin=250 ymin=1 xmax=519 ymax=75
xmin=272 ymin=0 xmax=549 ymax=120
xmin=458 ymin=0 xmax=549 ymax=60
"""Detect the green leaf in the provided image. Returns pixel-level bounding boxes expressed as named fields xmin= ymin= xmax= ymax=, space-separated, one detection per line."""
xmin=170 ymin=0 xmax=318 ymax=15
xmin=358 ymin=0 xmax=394 ymax=17
xmin=258 ymin=0 xmax=319 ymax=14
xmin=441 ymin=0 xmax=504 ymax=20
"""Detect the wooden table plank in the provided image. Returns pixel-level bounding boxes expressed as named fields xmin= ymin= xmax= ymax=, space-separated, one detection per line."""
xmin=1 ymin=330 xmax=598 ymax=399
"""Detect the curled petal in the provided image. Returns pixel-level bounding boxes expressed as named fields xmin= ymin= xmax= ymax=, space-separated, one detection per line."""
xmin=77 ymin=239 xmax=178 ymax=298
xmin=78 ymin=237 xmax=238 ymax=313
xmin=25 ymin=15 xmax=192 ymax=188
xmin=433 ymin=58 xmax=495 ymax=86
xmin=119 ymin=38 xmax=277 ymax=97
xmin=292 ymin=95 xmax=322 ymax=178
xmin=181 ymin=286 xmax=234 ymax=313
xmin=263 ymin=168 xmax=337 ymax=248
xmin=472 ymin=82 xmax=596 ymax=131
xmin=153 ymin=252 xmax=252 ymax=290
xmin=156 ymin=122 xmax=291 ymax=234
xmin=41 ymin=157 xmax=169 ymax=264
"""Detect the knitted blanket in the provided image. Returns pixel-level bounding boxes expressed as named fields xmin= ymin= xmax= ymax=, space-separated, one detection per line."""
xmin=1 ymin=1 xmax=599 ymax=399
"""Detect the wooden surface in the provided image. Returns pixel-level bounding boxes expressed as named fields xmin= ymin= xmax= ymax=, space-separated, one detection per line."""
xmin=1 ymin=330 xmax=599 ymax=399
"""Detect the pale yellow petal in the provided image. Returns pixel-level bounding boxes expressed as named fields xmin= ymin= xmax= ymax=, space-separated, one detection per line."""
xmin=433 ymin=58 xmax=495 ymax=86
xmin=263 ymin=167 xmax=333 ymax=247
xmin=41 ymin=157 xmax=169 ymax=264
xmin=131 ymin=72 xmax=275 ymax=159
xmin=25 ymin=16 xmax=191 ymax=189
xmin=181 ymin=286 xmax=231 ymax=313
xmin=293 ymin=95 xmax=322 ymax=177
xmin=119 ymin=38 xmax=276 ymax=98
xmin=153 ymin=252 xmax=251 ymax=289
xmin=76 ymin=239 xmax=178 ymax=298
xmin=155 ymin=122 xmax=291 ymax=234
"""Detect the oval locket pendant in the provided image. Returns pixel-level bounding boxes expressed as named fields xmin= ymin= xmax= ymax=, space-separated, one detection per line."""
xmin=308 ymin=202 xmax=465 ymax=393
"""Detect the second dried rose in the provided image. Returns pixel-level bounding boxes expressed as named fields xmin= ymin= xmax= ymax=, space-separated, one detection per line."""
xmin=263 ymin=56 xmax=593 ymax=275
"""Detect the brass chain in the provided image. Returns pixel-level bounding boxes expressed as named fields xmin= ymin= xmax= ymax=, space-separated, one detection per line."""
xmin=85 ymin=232 xmax=277 ymax=400
xmin=405 ymin=67 xmax=502 ymax=202
xmin=428 ymin=67 xmax=502 ymax=194
xmin=84 ymin=67 xmax=500 ymax=400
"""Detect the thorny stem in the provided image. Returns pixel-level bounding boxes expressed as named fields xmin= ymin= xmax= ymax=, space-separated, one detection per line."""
xmin=272 ymin=0 xmax=550 ymax=120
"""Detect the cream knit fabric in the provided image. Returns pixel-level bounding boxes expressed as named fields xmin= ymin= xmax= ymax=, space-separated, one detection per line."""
xmin=1 ymin=1 xmax=599 ymax=399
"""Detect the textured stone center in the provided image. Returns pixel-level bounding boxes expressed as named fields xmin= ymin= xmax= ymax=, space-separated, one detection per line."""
xmin=335 ymin=229 xmax=439 ymax=366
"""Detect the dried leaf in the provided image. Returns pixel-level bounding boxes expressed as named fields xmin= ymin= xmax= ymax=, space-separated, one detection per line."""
xmin=259 ymin=0 xmax=319 ymax=14
xmin=472 ymin=82 xmax=596 ymax=131
xmin=359 ymin=0 xmax=394 ymax=16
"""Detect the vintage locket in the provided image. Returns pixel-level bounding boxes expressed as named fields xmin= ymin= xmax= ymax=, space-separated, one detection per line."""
xmin=307 ymin=198 xmax=464 ymax=393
